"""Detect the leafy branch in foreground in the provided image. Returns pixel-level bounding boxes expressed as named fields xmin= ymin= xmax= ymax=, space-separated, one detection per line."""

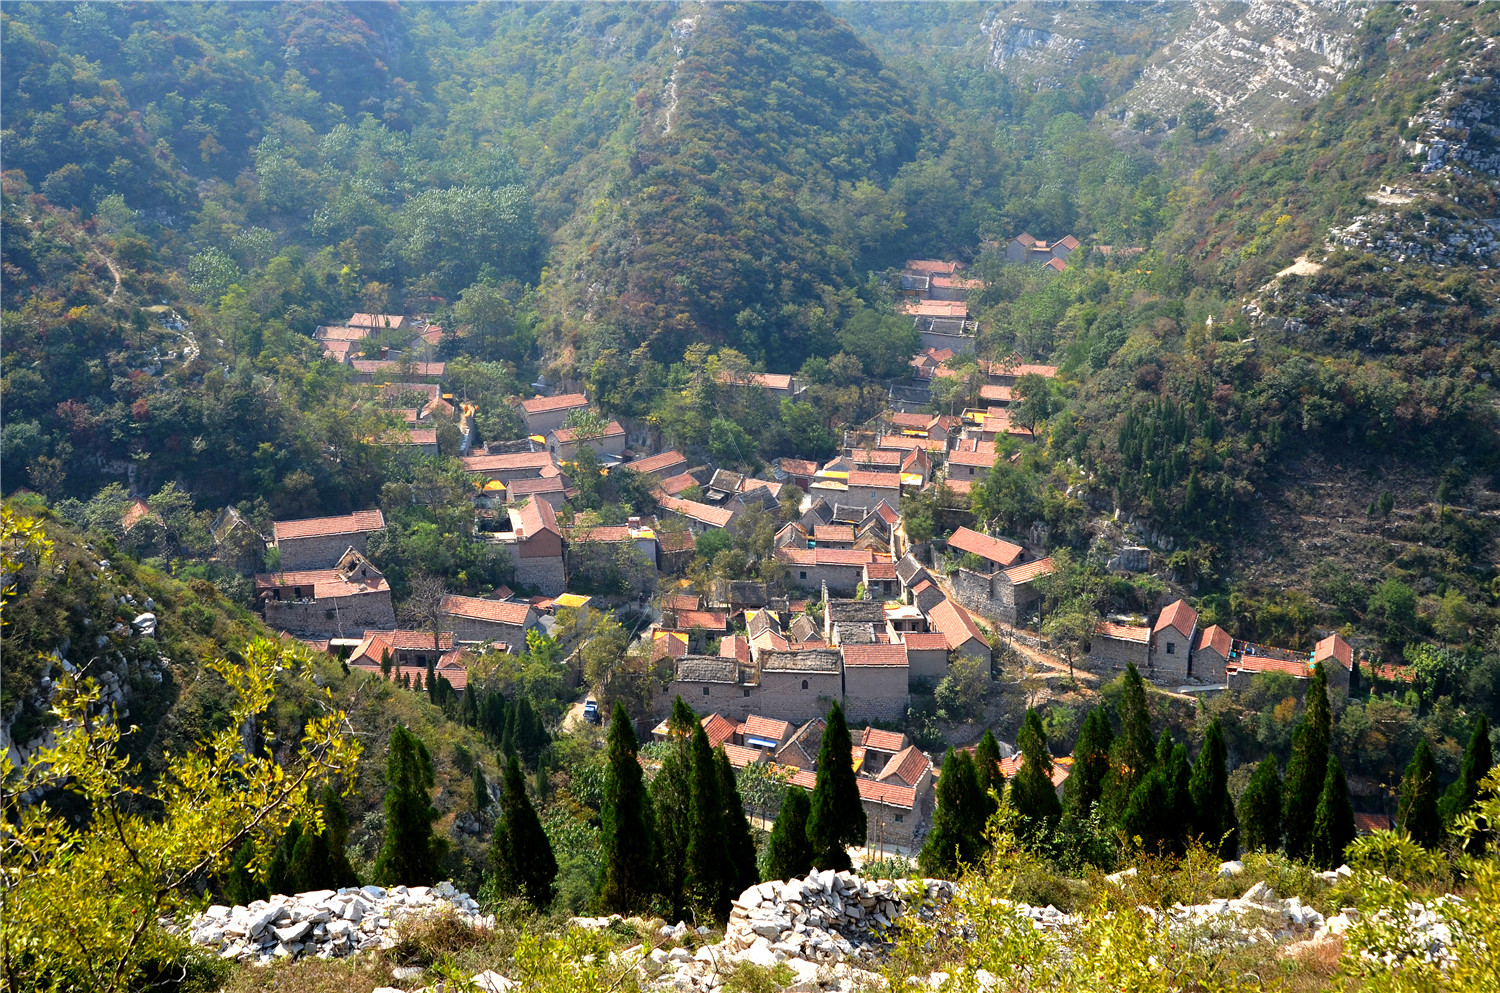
xmin=0 ymin=514 xmax=361 ymax=993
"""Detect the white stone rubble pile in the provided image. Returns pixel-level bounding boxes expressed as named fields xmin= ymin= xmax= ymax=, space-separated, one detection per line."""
xmin=178 ymin=882 xmax=491 ymax=964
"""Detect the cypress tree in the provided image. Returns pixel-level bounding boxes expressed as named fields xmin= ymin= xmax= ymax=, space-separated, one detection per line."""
xmin=267 ymin=820 xmax=302 ymax=895
xmin=919 ymin=749 xmax=984 ymax=877
xmin=460 ymin=685 xmax=479 ymax=727
xmin=379 ymin=647 xmax=392 ymax=679
xmin=1189 ymin=719 xmax=1239 ymax=859
xmin=1441 ymin=715 xmax=1493 ymax=826
xmin=807 ymin=702 xmax=865 ymax=871
xmin=686 ymin=723 xmax=730 ymax=920
xmin=1311 ymin=755 xmax=1356 ymax=870
xmin=1163 ymin=740 xmax=1193 ymax=858
xmin=223 ymin=839 xmax=269 ymax=905
xmin=1108 ymin=663 xmax=1155 ymax=818
xmin=1282 ymin=665 xmax=1332 ymax=860
xmin=1009 ymin=709 xmax=1061 ymax=838
xmin=473 ymin=765 xmax=489 ymax=812
xmin=650 ymin=697 xmax=696 ymax=919
xmin=1238 ymin=757 xmax=1283 ymax=852
xmin=1063 ymin=706 xmax=1114 ymax=820
xmin=973 ymin=729 xmax=1005 ymax=823
xmin=426 ymin=659 xmax=438 ymax=703
xmin=289 ymin=785 xmax=360 ymax=892
xmin=599 ymin=701 xmax=658 ymax=913
xmin=374 ymin=725 xmax=447 ymax=886
xmin=764 ymin=786 xmax=816 ymax=881
xmin=1397 ymin=738 xmax=1443 ymax=848
xmin=716 ymin=747 xmax=759 ymax=899
xmin=491 ymin=755 xmax=558 ymax=910
xmin=1120 ymin=766 xmax=1174 ymax=856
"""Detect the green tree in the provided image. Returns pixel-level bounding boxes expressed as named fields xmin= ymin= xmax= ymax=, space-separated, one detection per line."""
xmin=374 ymin=725 xmax=447 ymax=887
xmin=686 ymin=723 xmax=731 ymax=920
xmin=807 ymin=702 xmax=865 ymax=871
xmin=1108 ymin=663 xmax=1155 ymax=818
xmin=473 ymin=765 xmax=490 ymax=812
xmin=919 ymin=749 xmax=985 ymax=876
xmin=598 ymin=702 xmax=658 ymax=913
xmin=970 ymin=459 xmax=1043 ymax=536
xmin=1238 ymin=757 xmax=1283 ymax=853
xmin=973 ymin=729 xmax=1006 ymax=822
xmin=1397 ymin=738 xmax=1443 ymax=849
xmin=835 ymin=308 xmax=919 ymax=379
xmin=1442 ymin=716 xmax=1494 ymax=842
xmin=1310 ymin=756 xmax=1356 ymax=870
xmin=287 ymin=786 xmax=360 ymax=893
xmin=764 ymin=786 xmax=816 ymax=881
xmin=1063 ymin=706 xmax=1114 ymax=820
xmin=1120 ymin=766 xmax=1174 ymax=856
xmin=716 ymin=748 xmax=760 ymax=899
xmin=1282 ymin=664 xmax=1332 ymax=860
xmin=1188 ymin=719 xmax=1238 ymax=859
xmin=492 ymin=755 xmax=558 ymax=910
xmin=650 ymin=697 xmax=697 ymax=918
xmin=1009 ymin=709 xmax=1061 ymax=838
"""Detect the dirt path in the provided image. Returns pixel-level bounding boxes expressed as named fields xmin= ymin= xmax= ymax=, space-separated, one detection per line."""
xmin=93 ymin=251 xmax=121 ymax=303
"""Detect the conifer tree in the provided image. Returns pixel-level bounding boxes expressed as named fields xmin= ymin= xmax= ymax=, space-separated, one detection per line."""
xmin=460 ymin=685 xmax=479 ymax=728
xmin=1282 ymin=664 xmax=1332 ymax=860
xmin=919 ymin=749 xmax=985 ymax=876
xmin=1009 ymin=709 xmax=1061 ymax=838
xmin=1163 ymin=739 xmax=1193 ymax=858
xmin=288 ymin=786 xmax=359 ymax=892
xmin=473 ymin=765 xmax=489 ymax=812
xmin=599 ymin=701 xmax=657 ymax=913
xmin=1311 ymin=755 xmax=1356 ymax=870
xmin=1238 ymin=757 xmax=1283 ymax=852
xmin=1063 ymin=706 xmax=1114 ymax=820
xmin=426 ymin=659 xmax=438 ymax=703
xmin=379 ymin=647 xmax=392 ymax=679
xmin=374 ymin=725 xmax=447 ymax=886
xmin=716 ymin=747 xmax=759 ymax=898
xmin=650 ymin=697 xmax=697 ymax=918
xmin=973 ymin=729 xmax=1005 ymax=823
xmin=1120 ymin=766 xmax=1173 ymax=856
xmin=266 ymin=819 xmax=302 ymax=896
xmin=491 ymin=755 xmax=557 ymax=910
xmin=686 ymin=723 xmax=731 ymax=919
xmin=807 ymin=702 xmax=864 ymax=871
xmin=1397 ymin=738 xmax=1443 ymax=848
xmin=1108 ymin=663 xmax=1155 ymax=819
xmin=223 ymin=840 xmax=269 ymax=905
xmin=1441 ymin=715 xmax=1493 ymax=828
xmin=1189 ymin=719 xmax=1239 ymax=858
xmin=764 ymin=786 xmax=815 ymax=881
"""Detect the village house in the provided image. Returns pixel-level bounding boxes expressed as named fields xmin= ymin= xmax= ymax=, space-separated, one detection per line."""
xmin=841 ymin=643 xmax=909 ymax=723
xmin=459 ymin=450 xmax=557 ymax=487
xmin=1088 ymin=620 xmax=1151 ymax=671
xmin=254 ymin=547 xmax=395 ymax=637
xmin=656 ymin=493 xmax=738 ymax=533
xmin=717 ymin=370 xmax=806 ymax=401
xmin=348 ymin=312 xmax=408 ymax=333
xmin=439 ymin=594 xmax=538 ymax=650
xmin=926 ymin=597 xmax=990 ymax=662
xmin=546 ymin=419 xmax=627 ymax=461
xmin=844 ymin=470 xmax=903 ymax=512
xmin=516 ymin=393 xmax=591 ymax=436
xmin=271 ymin=509 xmax=386 ymax=571
xmin=1150 ymin=599 xmax=1198 ymax=683
xmin=625 ymin=449 xmax=689 ymax=479
xmin=775 ymin=547 xmax=877 ymax=595
xmin=486 ymin=497 xmax=566 ymax=595
xmin=505 ymin=474 xmax=568 ymax=511
xmin=375 ymin=426 xmax=440 ymax=455
xmin=982 ymin=359 xmax=1060 ymax=389
xmin=350 ymin=359 xmax=446 ymax=383
xmin=1004 ymin=233 xmax=1080 ymax=266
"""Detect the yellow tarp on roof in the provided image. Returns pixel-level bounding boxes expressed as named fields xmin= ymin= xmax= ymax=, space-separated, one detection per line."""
xmin=555 ymin=593 xmax=591 ymax=609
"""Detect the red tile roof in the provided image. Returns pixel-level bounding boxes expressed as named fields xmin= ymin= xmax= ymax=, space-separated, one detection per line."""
xmin=901 ymin=300 xmax=969 ymax=318
xmin=855 ymin=777 xmax=917 ymax=809
xmin=512 ymin=496 xmax=561 ymax=538
xmin=720 ymin=635 xmax=751 ymax=664
xmin=984 ymin=360 xmax=1058 ymax=380
xmin=351 ymin=360 xmax=445 ymax=377
xmin=1045 ymin=258 xmax=1067 ymax=272
xmin=568 ymin=525 xmax=633 ymax=544
xmin=659 ymin=471 xmax=699 ymax=496
xmin=904 ymin=259 xmax=963 ymax=276
xmin=928 ymin=598 xmax=987 ymax=651
xmin=1314 ymin=634 xmax=1354 ymax=670
xmin=441 ymin=594 xmax=532 ymax=626
xmin=273 ymin=509 xmax=385 ymax=542
xmin=1354 ymin=812 xmax=1394 ymax=834
xmin=677 ymin=610 xmax=729 ymax=631
xmin=1013 ymin=233 xmax=1036 ymax=247
xmin=1056 ymin=235 xmax=1081 ymax=250
xmin=460 ymin=451 xmax=555 ymax=474
xmin=1231 ymin=655 xmax=1309 ymax=678
xmin=520 ymin=392 xmax=589 ymax=414
xmin=842 ymin=643 xmax=909 ymax=667
xmin=551 ymin=420 xmax=625 ymax=443
xmin=846 ymin=470 xmax=902 ymax=490
xmin=878 ymin=745 xmax=931 ymax=786
xmin=348 ymin=313 xmax=406 ymax=330
xmin=254 ymin=568 xmax=389 ymax=600
xmin=948 ymin=527 xmax=1024 ymax=568
xmin=901 ymin=632 xmax=950 ymax=651
xmin=864 ymin=560 xmax=898 ymax=581
xmin=1154 ymin=599 xmax=1198 ymax=639
xmin=814 ymin=525 xmax=856 ymax=543
xmin=626 ymin=450 xmax=689 ymax=476
xmin=721 ymin=743 xmax=765 ymax=769
xmin=979 ymin=384 xmax=1013 ymax=404
xmin=508 ymin=475 xmax=566 ymax=497
xmin=878 ymin=435 xmax=948 ymax=452
xmin=851 ymin=449 xmax=904 ymax=467
xmin=996 ymin=753 xmax=1069 ymax=789
xmin=1003 ymin=556 xmax=1054 ymax=585
xmin=947 ymin=448 xmax=996 ymax=467
xmin=655 ymin=530 xmax=696 ymax=553
xmin=779 ymin=458 xmax=819 ymax=477
xmin=703 ymin=713 xmax=739 ymax=749
xmin=1197 ymin=624 xmax=1233 ymax=657
xmin=1095 ymin=621 xmax=1150 ymax=643
xmin=657 ymin=495 xmax=735 ymax=528
xmin=861 ymin=727 xmax=908 ymax=753
xmin=741 ymin=715 xmax=792 ymax=743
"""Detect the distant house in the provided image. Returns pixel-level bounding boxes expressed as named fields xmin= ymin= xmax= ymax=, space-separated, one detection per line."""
xmin=487 ymin=498 xmax=565 ymax=595
xmin=717 ymin=370 xmax=805 ymax=400
xmin=459 ymin=451 xmax=557 ymax=486
xmin=349 ymin=360 xmax=445 ymax=383
xmin=506 ymin=474 xmax=567 ymax=511
xmin=625 ymin=450 xmax=689 ymax=479
xmin=926 ymin=597 xmax=990 ymax=661
xmin=947 ymin=527 xmax=1025 ymax=573
xmin=517 ymin=393 xmax=590 ymax=436
xmin=547 ymin=420 xmax=626 ymax=461
xmin=656 ymin=494 xmax=738 ymax=533
xmin=1150 ymin=599 xmax=1198 ymax=683
xmin=844 ymin=470 xmax=903 ymax=512
xmin=1005 ymin=233 xmax=1079 ymax=267
xmin=254 ymin=547 xmax=395 ymax=636
xmin=841 ymin=643 xmax=909 ymax=723
xmin=1088 ymin=620 xmax=1151 ymax=671
xmin=775 ymin=547 xmax=876 ymax=595
xmin=439 ymin=594 xmax=538 ymax=649
xmin=347 ymin=313 xmax=407 ymax=333
xmin=271 ymin=509 xmax=386 ymax=571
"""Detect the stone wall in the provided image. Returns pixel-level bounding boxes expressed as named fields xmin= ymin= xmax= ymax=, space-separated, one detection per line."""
xmin=275 ymin=531 xmax=372 ymax=571
xmin=842 ymin=666 xmax=908 ymax=724
xmin=444 ymin=615 xmax=530 ymax=648
xmin=785 ymin=562 xmax=864 ymax=596
xmin=263 ymin=592 xmax=395 ymax=636
xmin=951 ymin=568 xmax=1032 ymax=625
xmin=1085 ymin=636 xmax=1148 ymax=674
xmin=905 ymin=646 xmax=948 ymax=686
xmin=1192 ymin=646 xmax=1228 ymax=683
xmin=757 ymin=668 xmax=844 ymax=724
xmin=1150 ymin=628 xmax=1192 ymax=682
xmin=513 ymin=554 xmax=566 ymax=595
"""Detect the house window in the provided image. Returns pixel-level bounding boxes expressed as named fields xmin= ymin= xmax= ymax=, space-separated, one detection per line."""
xmin=801 ymin=680 xmax=809 ymax=690
xmin=1166 ymin=642 xmax=1175 ymax=655
xmin=703 ymin=686 xmax=710 ymax=696
xmin=800 ymin=571 xmax=807 ymax=580
xmin=743 ymin=688 xmax=751 ymax=697
xmin=895 ymin=814 xmax=904 ymax=823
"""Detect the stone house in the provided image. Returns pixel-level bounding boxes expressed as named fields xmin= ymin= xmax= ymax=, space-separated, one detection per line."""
xmin=349 ymin=359 xmax=445 ymax=383
xmin=863 ymin=559 xmax=899 ymax=599
xmin=841 ymin=643 xmax=909 ymax=723
xmin=460 ymin=451 xmax=558 ymax=487
xmin=506 ymin=475 xmax=567 ymax=511
xmin=517 ymin=393 xmax=590 ymax=436
xmin=1088 ymin=621 xmax=1150 ymax=672
xmin=947 ymin=447 xmax=995 ymax=486
xmin=347 ymin=628 xmax=457 ymax=671
xmin=546 ymin=420 xmax=627 ymax=461
xmin=776 ymin=547 xmax=875 ymax=595
xmin=1314 ymin=634 xmax=1354 ymax=696
xmin=947 ymin=528 xmax=1025 ymax=573
xmin=488 ymin=497 xmax=565 ymax=595
xmin=901 ymin=631 xmax=951 ymax=685
xmin=255 ymin=547 xmax=395 ymax=637
xmin=1149 ymin=599 xmax=1198 ymax=683
xmin=271 ymin=509 xmax=386 ymax=571
xmin=439 ymin=594 xmax=538 ymax=650
xmin=656 ymin=494 xmax=738 ymax=533
xmin=926 ymin=597 xmax=990 ymax=662
xmin=625 ymin=450 xmax=689 ymax=479
xmin=1193 ymin=624 xmax=1233 ymax=682
xmin=844 ymin=470 xmax=903 ymax=512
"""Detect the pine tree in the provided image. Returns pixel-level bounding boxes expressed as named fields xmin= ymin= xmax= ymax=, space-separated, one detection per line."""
xmin=599 ymin=701 xmax=658 ymax=913
xmin=426 ymin=659 xmax=438 ymax=703
xmin=1311 ymin=755 xmax=1356 ymax=870
xmin=491 ymin=755 xmax=558 ymax=910
xmin=1009 ymin=709 xmax=1061 ymax=838
xmin=1108 ymin=663 xmax=1155 ymax=820
xmin=1238 ymin=757 xmax=1283 ymax=852
xmin=1282 ymin=665 xmax=1332 ymax=860
xmin=918 ymin=749 xmax=985 ymax=876
xmin=374 ymin=725 xmax=447 ymax=886
xmin=473 ymin=765 xmax=489 ymax=812
xmin=266 ymin=820 xmax=302 ymax=895
xmin=716 ymin=747 xmax=759 ymax=899
xmin=686 ymin=723 xmax=730 ymax=920
xmin=1189 ymin=719 xmax=1239 ymax=859
xmin=807 ymin=702 xmax=865 ymax=871
xmin=1441 ymin=715 xmax=1493 ymax=827
xmin=288 ymin=785 xmax=360 ymax=893
xmin=379 ymin=647 xmax=392 ymax=679
xmin=764 ymin=786 xmax=816 ymax=881
xmin=1120 ymin=766 xmax=1174 ymax=856
xmin=1063 ymin=706 xmax=1114 ymax=820
xmin=1397 ymin=738 xmax=1443 ymax=848
xmin=973 ymin=729 xmax=1005 ymax=824
xmin=1163 ymin=739 xmax=1193 ymax=858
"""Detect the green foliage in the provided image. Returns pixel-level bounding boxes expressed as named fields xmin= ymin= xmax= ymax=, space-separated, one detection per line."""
xmin=807 ymin=702 xmax=865 ymax=872
xmin=598 ymin=702 xmax=657 ymax=914
xmin=374 ymin=725 xmax=447 ymax=887
xmin=973 ymin=729 xmax=1006 ymax=822
xmin=492 ymin=755 xmax=558 ymax=911
xmin=1310 ymin=756 xmax=1356 ymax=870
xmin=1441 ymin=715 xmax=1493 ymax=838
xmin=1396 ymin=738 xmax=1443 ymax=849
xmin=1188 ymin=719 xmax=1238 ymax=859
xmin=919 ymin=749 xmax=986 ymax=877
xmin=1237 ymin=757 xmax=1283 ymax=854
xmin=686 ymin=724 xmax=731 ymax=921
xmin=1009 ymin=710 xmax=1061 ymax=838
xmin=1063 ymin=706 xmax=1114 ymax=821
xmin=1282 ymin=665 xmax=1331 ymax=861
xmin=716 ymin=748 xmax=760 ymax=899
xmin=650 ymin=699 xmax=696 ymax=920
xmin=763 ymin=787 xmax=815 ymax=883
xmin=1108 ymin=664 xmax=1156 ymax=815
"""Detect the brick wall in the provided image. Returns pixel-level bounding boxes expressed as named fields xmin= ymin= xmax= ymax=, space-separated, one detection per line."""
xmin=263 ymin=591 xmax=395 ymax=636
xmin=843 ymin=665 xmax=909 ymax=723
xmin=275 ymin=531 xmax=372 ymax=571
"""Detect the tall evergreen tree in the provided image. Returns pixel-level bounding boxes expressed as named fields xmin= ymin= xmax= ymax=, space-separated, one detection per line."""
xmin=1063 ymin=706 xmax=1114 ymax=820
xmin=1311 ymin=755 xmax=1356 ymax=870
xmin=716 ymin=747 xmax=760 ymax=899
xmin=1108 ymin=663 xmax=1155 ymax=819
xmin=491 ymin=755 xmax=558 ymax=910
xmin=460 ymin=685 xmax=479 ymax=728
xmin=973 ymin=729 xmax=1005 ymax=823
xmin=1282 ymin=665 xmax=1332 ymax=860
xmin=1009 ymin=709 xmax=1061 ymax=838
xmin=919 ymin=749 xmax=985 ymax=876
xmin=807 ymin=702 xmax=864 ymax=871
xmin=288 ymin=787 xmax=359 ymax=893
xmin=426 ymin=659 xmax=438 ymax=703
xmin=1163 ymin=738 xmax=1194 ymax=858
xmin=266 ymin=819 xmax=302 ymax=896
xmin=1397 ymin=738 xmax=1443 ymax=848
xmin=1238 ymin=757 xmax=1283 ymax=852
xmin=599 ymin=701 xmax=658 ymax=914
xmin=650 ymin=697 xmax=697 ymax=919
xmin=1189 ymin=719 xmax=1238 ymax=858
xmin=473 ymin=765 xmax=489 ymax=812
xmin=1441 ymin=715 xmax=1493 ymax=826
xmin=764 ymin=786 xmax=816 ymax=881
xmin=1120 ymin=766 xmax=1174 ymax=856
xmin=223 ymin=839 xmax=269 ymax=906
xmin=686 ymin=724 xmax=731 ymax=919
xmin=374 ymin=725 xmax=447 ymax=886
